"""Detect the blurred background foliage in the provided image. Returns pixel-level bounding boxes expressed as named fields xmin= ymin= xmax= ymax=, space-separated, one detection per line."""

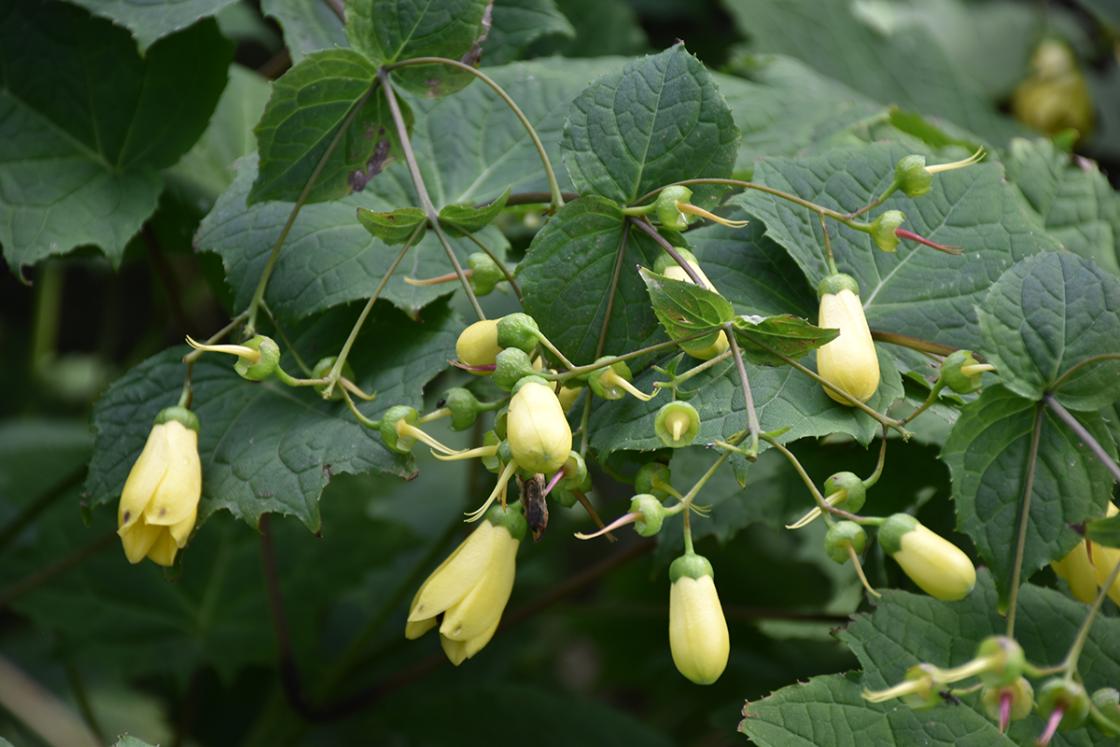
xmin=0 ymin=0 xmax=1117 ymax=745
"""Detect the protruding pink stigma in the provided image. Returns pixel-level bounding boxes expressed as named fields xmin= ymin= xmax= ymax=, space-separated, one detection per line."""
xmin=895 ymin=228 xmax=963 ymax=256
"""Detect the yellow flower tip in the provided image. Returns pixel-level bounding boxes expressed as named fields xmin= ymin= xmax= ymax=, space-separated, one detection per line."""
xmin=184 ymin=336 xmax=260 ymax=363
xmin=668 ymin=564 xmax=730 ymax=686
xmin=404 ymin=616 xmax=436 ymax=640
xmin=816 ymin=281 xmax=880 ymax=405
xmin=678 ymin=202 xmax=749 ymax=228
xmin=925 ymin=148 xmax=985 ymax=175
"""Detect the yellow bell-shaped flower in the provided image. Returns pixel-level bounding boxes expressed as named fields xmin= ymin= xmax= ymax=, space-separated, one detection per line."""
xmin=816 ymin=274 xmax=880 ymax=404
xmin=406 ymin=503 xmax=526 ymax=665
xmin=507 ymin=377 xmax=572 ymax=475
xmin=668 ymin=553 xmax=730 ymax=685
xmin=1052 ymin=540 xmax=1099 ymax=604
xmin=117 ymin=407 xmax=202 ymax=567
xmin=880 ymin=514 xmax=975 ymax=601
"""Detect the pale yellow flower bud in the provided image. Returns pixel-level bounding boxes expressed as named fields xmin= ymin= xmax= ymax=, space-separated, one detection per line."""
xmin=1051 ymin=541 xmax=1099 ymax=604
xmin=880 ymin=514 xmax=976 ymax=601
xmin=816 ymin=276 xmax=879 ymax=404
xmin=1091 ymin=504 xmax=1120 ymax=606
xmin=117 ymin=407 xmax=202 ymax=567
xmin=507 ymin=379 xmax=572 ymax=474
xmin=668 ymin=555 xmax=729 ymax=685
xmin=456 ymin=319 xmax=502 ymax=373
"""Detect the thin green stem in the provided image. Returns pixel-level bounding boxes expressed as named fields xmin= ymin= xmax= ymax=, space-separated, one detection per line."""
xmin=660 ymin=350 xmax=731 ymax=390
xmin=818 ymin=213 xmax=839 ymax=275
xmin=682 ymin=507 xmax=694 ymax=554
xmin=245 ymin=83 xmax=380 ymax=335
xmin=1045 ymin=395 xmax=1120 ymax=483
xmin=324 ymin=228 xmax=421 ymax=398
xmin=760 ymin=434 xmax=870 ymax=524
xmin=274 ymin=368 xmax=328 ymax=388
xmin=537 ymin=334 xmax=577 ymax=371
xmin=462 ymin=231 xmax=522 ymax=301
xmin=847 ymin=181 xmax=898 ymax=219
xmin=341 ymin=389 xmax=380 ymax=429
xmin=900 ymin=380 xmax=946 ymax=425
xmin=725 ymin=326 xmax=760 ymax=458
xmin=630 ymin=218 xmax=707 ymax=287
xmin=870 ymin=329 xmax=958 ymax=357
xmin=378 ymin=68 xmax=486 ymax=321
xmin=385 ymin=57 xmax=565 ymax=212
xmin=1063 ymin=556 xmax=1120 ymax=675
xmin=1006 ymin=405 xmax=1044 ymax=637
xmin=553 ymin=335 xmax=705 ymax=381
xmin=261 ymin=301 xmax=313 ymax=376
xmin=577 ymin=392 xmax=593 ymax=458
xmin=863 ymin=426 xmax=889 ymax=488
xmin=1048 ymin=353 xmax=1120 ymax=391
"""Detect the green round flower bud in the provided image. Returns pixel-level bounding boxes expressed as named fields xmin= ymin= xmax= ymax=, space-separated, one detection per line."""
xmin=823 ymin=471 xmax=867 ymax=513
xmin=975 ymin=636 xmax=1026 ymax=687
xmin=379 ymin=405 xmax=419 ymax=454
xmin=497 ymin=313 xmax=540 ymax=354
xmin=635 ymin=462 xmax=672 ymax=499
xmin=444 ymin=387 xmax=481 ymax=431
xmin=895 ymin=154 xmax=933 ymax=198
xmin=467 ymin=252 xmax=503 ymax=296
xmin=1036 ymin=678 xmax=1090 ymax=730
xmin=484 ymin=501 xmax=528 ymax=542
xmin=871 ymin=210 xmax=906 ymax=253
xmin=154 ymin=406 xmax=200 ymax=432
xmin=1091 ymin=688 xmax=1120 ymax=736
xmin=654 ymin=401 xmax=701 ymax=448
xmin=981 ymin=678 xmax=1034 ymax=724
xmin=588 ymin=359 xmax=633 ymax=400
xmin=493 ymin=347 xmax=537 ymax=391
xmin=668 ymin=552 xmax=714 ymax=582
xmin=901 ymin=664 xmax=943 ymax=710
xmin=941 ymin=349 xmax=984 ymax=394
xmin=312 ymin=356 xmax=357 ymax=400
xmin=233 ymin=335 xmax=281 ymax=382
xmin=824 ymin=521 xmax=868 ymax=564
xmin=629 ymin=494 xmax=666 ymax=537
xmin=655 ymin=186 xmax=694 ymax=231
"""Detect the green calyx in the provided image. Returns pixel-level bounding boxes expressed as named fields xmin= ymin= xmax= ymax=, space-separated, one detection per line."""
xmin=824 ymin=521 xmax=867 ymax=564
xmin=654 ymin=247 xmax=698 ymax=274
xmin=588 ymin=359 xmax=632 ymax=400
xmin=233 ymin=335 xmax=281 ymax=382
xmin=629 ymin=494 xmax=666 ymax=537
xmin=941 ymin=349 xmax=983 ymax=394
xmin=468 ymin=252 xmax=503 ymax=296
xmin=823 ymin=471 xmax=867 ymax=513
xmin=817 ymin=273 xmax=860 ymax=298
xmin=878 ymin=513 xmax=919 ymax=555
xmin=155 ymin=406 xmax=200 ymax=432
xmin=901 ymin=664 xmax=942 ymax=710
xmin=485 ymin=501 xmax=528 ymax=542
xmin=1091 ymin=688 xmax=1120 ymax=736
xmin=444 ymin=387 xmax=481 ymax=431
xmin=481 ymin=430 xmax=502 ymax=473
xmin=1036 ymin=678 xmax=1090 ymax=729
xmin=379 ymin=405 xmax=419 ymax=454
xmin=560 ymin=451 xmax=589 ymax=490
xmin=895 ymin=154 xmax=933 ymax=198
xmin=655 ymin=185 xmax=693 ymax=231
xmin=654 ymin=401 xmax=701 ymax=448
xmin=497 ymin=312 xmax=540 ymax=354
xmin=975 ymin=636 xmax=1026 ymax=687
xmin=493 ymin=348 xmax=537 ymax=391
xmin=669 ymin=552 xmax=714 ymax=582
xmin=981 ymin=678 xmax=1034 ymax=723
xmin=870 ymin=210 xmax=906 ymax=253
xmin=635 ymin=462 xmax=672 ymax=499
xmin=510 ymin=374 xmax=550 ymax=395
xmin=312 ymin=356 xmax=356 ymax=401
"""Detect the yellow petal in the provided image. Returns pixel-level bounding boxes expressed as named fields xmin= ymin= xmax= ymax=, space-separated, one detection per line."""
xmin=408 ymin=522 xmax=499 ymax=622
xmin=440 ymin=618 xmax=500 ymax=666
xmin=669 ymin=575 xmax=730 ymax=685
xmin=1051 ymin=541 xmax=1098 ymax=604
xmin=440 ymin=530 xmax=519 ymax=642
xmin=894 ymin=524 xmax=976 ymax=601
xmin=455 ymin=319 xmax=502 ymax=371
xmin=144 ymin=422 xmax=202 ymax=528
xmin=118 ymin=424 xmax=172 ymax=530
xmin=146 ymin=528 xmax=179 ymax=567
xmin=168 ymin=505 xmax=198 ymax=547
xmin=1090 ymin=542 xmax=1120 ymax=606
xmin=405 ymin=616 xmax=437 ymax=640
xmin=118 ymin=519 xmax=162 ymax=565
xmin=817 ymin=289 xmax=880 ymax=404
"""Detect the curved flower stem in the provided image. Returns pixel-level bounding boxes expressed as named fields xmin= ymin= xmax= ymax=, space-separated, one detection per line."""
xmin=385 ymin=57 xmax=565 ymax=212
xmin=1006 ymin=405 xmax=1044 ymax=637
xmin=846 ymin=181 xmax=898 ymax=219
xmin=630 ymin=218 xmax=707 ymax=286
xmin=245 ymin=82 xmax=380 ymax=336
xmin=864 ymin=426 xmax=889 ymax=488
xmin=848 ymin=544 xmax=881 ymax=598
xmin=725 ymin=326 xmax=760 ymax=459
xmin=323 ymin=226 xmax=422 ymax=399
xmin=900 ymin=380 xmax=946 ymax=426
xmin=869 ymin=329 xmax=957 ymax=357
xmin=378 ymin=68 xmax=486 ymax=321
xmin=1045 ymin=394 xmax=1120 ymax=483
xmin=554 ymin=336 xmax=705 ymax=381
xmin=536 ymin=333 xmax=577 ymax=371
xmin=340 ymin=389 xmax=380 ymax=430
xmin=759 ymin=433 xmax=873 ymax=525
xmin=462 ymin=231 xmax=522 ymax=301
xmin=818 ymin=213 xmax=839 ymax=276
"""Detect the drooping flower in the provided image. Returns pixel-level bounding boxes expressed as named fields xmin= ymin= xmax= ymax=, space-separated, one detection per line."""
xmin=816 ymin=274 xmax=880 ymax=405
xmin=879 ymin=513 xmax=976 ymax=601
xmin=117 ymin=406 xmax=202 ymax=567
xmin=668 ymin=553 xmax=730 ymax=685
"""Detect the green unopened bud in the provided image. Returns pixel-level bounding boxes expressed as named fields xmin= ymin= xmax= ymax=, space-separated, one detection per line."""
xmin=629 ymin=494 xmax=666 ymax=537
xmin=380 ymin=405 xmax=420 ymax=454
xmin=655 ymin=186 xmax=694 ymax=231
xmin=154 ymin=405 xmax=200 ymax=432
xmin=232 ymin=335 xmax=280 ymax=381
xmin=975 ymin=636 xmax=1026 ymax=687
xmin=444 ymin=387 xmax=481 ymax=431
xmin=468 ymin=252 xmax=503 ymax=296
xmin=655 ymin=401 xmax=701 ymax=448
xmin=635 ymin=462 xmax=671 ymax=499
xmin=1036 ymin=678 xmax=1090 ymax=730
xmin=824 ymin=521 xmax=867 ymax=563
xmin=1091 ymin=688 xmax=1120 ymax=736
xmin=497 ymin=313 xmax=540 ymax=354
xmin=312 ymin=356 xmax=356 ymax=400
xmin=981 ymin=678 xmax=1034 ymax=725
xmin=895 ymin=155 xmax=934 ymax=198
xmin=669 ymin=552 xmax=714 ymax=582
xmin=823 ymin=471 xmax=867 ymax=513
xmin=493 ymin=348 xmax=537 ymax=391
xmin=941 ymin=349 xmax=985 ymax=394
xmin=871 ymin=210 xmax=906 ymax=253
xmin=588 ymin=359 xmax=633 ymax=400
